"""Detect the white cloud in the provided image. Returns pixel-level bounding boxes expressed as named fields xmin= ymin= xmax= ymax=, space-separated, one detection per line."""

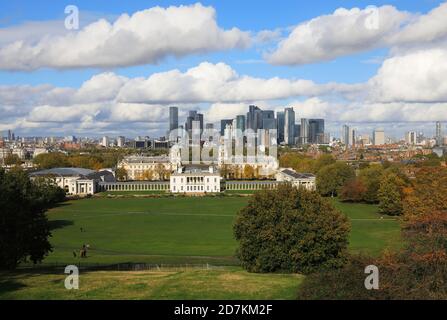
xmin=368 ymin=47 xmax=447 ymax=103
xmin=117 ymin=62 xmax=321 ymax=103
xmin=2 ymin=55 xmax=447 ymax=136
xmin=266 ymin=5 xmax=408 ymax=65
xmin=389 ymin=2 xmax=447 ymax=46
xmin=266 ymin=2 xmax=447 ymax=66
xmin=0 ymin=3 xmax=250 ymax=70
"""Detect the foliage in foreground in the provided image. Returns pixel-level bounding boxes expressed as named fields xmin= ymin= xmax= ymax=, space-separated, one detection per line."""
xmin=0 ymin=169 xmax=64 ymax=269
xmin=297 ymin=210 xmax=447 ymax=299
xmin=234 ymin=184 xmax=350 ymax=274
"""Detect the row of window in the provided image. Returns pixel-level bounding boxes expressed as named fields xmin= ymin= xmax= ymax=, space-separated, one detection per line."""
xmin=172 ymin=185 xmax=218 ymax=192
xmin=172 ymin=177 xmax=218 ymax=184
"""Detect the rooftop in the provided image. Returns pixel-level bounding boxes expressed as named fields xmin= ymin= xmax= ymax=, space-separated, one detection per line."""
xmin=281 ymin=169 xmax=315 ymax=179
xmin=30 ymin=167 xmax=95 ymax=177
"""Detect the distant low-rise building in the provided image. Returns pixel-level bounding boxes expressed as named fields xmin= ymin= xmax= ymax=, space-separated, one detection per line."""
xmin=275 ymin=168 xmax=316 ymax=190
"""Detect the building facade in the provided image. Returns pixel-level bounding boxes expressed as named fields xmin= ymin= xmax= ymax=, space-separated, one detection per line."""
xmin=275 ymin=169 xmax=316 ymax=190
xmin=117 ymin=155 xmax=172 ymax=181
xmin=29 ymin=168 xmax=115 ymax=195
xmin=170 ymin=166 xmax=221 ymax=193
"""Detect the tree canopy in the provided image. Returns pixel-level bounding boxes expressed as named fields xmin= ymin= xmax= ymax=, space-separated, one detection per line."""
xmin=234 ymin=184 xmax=350 ymax=274
xmin=316 ymin=162 xmax=356 ymax=197
xmin=0 ymin=168 xmax=64 ymax=269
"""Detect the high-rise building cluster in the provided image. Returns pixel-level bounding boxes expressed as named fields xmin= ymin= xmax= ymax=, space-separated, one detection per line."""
xmin=168 ymin=106 xmax=327 ymax=146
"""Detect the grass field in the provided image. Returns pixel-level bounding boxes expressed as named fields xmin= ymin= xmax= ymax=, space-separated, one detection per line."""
xmin=30 ymin=196 xmax=402 ymax=266
xmin=0 ymin=267 xmax=303 ymax=300
xmin=42 ymin=197 xmax=246 ymax=266
xmin=1 ymin=195 xmax=402 ymax=300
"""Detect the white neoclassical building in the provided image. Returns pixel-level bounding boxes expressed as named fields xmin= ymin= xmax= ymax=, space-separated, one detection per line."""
xmin=118 ymin=155 xmax=172 ymax=180
xmin=29 ymin=167 xmax=115 ymax=195
xmin=275 ymin=168 xmax=316 ymax=190
xmin=170 ymin=165 xmax=221 ymax=194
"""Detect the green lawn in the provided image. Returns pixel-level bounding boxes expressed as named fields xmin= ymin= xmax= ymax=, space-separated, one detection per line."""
xmin=42 ymin=197 xmax=247 ymax=266
xmin=330 ymin=199 xmax=402 ymax=256
xmin=30 ymin=196 xmax=401 ymax=266
xmin=1 ymin=196 xmax=402 ymax=300
xmin=97 ymin=191 xmax=167 ymax=196
xmin=0 ymin=267 xmax=303 ymax=300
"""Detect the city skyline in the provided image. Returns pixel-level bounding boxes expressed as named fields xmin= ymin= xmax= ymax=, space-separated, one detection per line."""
xmin=1 ymin=1 xmax=447 ymax=138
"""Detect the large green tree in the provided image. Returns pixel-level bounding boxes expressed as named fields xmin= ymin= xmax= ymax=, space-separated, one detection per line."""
xmin=0 ymin=169 xmax=62 ymax=269
xmin=316 ymin=162 xmax=356 ymax=197
xmin=358 ymin=165 xmax=384 ymax=203
xmin=378 ymin=173 xmax=405 ymax=216
xmin=233 ymin=184 xmax=350 ymax=274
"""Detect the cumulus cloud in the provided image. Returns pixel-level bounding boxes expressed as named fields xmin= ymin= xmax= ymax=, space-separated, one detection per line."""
xmin=266 ymin=5 xmax=409 ymax=65
xmin=117 ymin=62 xmax=321 ymax=103
xmin=0 ymin=3 xmax=250 ymax=70
xmin=368 ymin=47 xmax=447 ymax=103
xmin=2 ymin=52 xmax=447 ymax=136
xmin=266 ymin=3 xmax=447 ymax=66
xmin=389 ymin=2 xmax=447 ymax=46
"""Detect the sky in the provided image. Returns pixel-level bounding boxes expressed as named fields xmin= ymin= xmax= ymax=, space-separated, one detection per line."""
xmin=0 ymin=0 xmax=446 ymax=139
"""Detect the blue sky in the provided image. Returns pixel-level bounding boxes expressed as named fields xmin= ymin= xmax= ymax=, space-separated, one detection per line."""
xmin=0 ymin=0 xmax=441 ymax=87
xmin=0 ymin=0 xmax=446 ymax=138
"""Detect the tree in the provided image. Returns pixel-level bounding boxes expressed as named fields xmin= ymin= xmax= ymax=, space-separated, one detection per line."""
xmin=142 ymin=169 xmax=154 ymax=181
xmin=298 ymin=170 xmax=447 ymax=300
xmin=339 ymin=179 xmax=367 ymax=202
xmin=68 ymin=155 xmax=102 ymax=170
xmin=358 ymin=165 xmax=384 ymax=203
xmin=243 ymin=165 xmax=255 ymax=180
xmin=316 ymin=162 xmax=356 ymax=197
xmin=279 ymin=153 xmax=315 ymax=173
xmin=378 ymin=173 xmax=405 ymax=216
xmin=115 ymin=167 xmax=128 ymax=181
xmin=4 ymin=153 xmax=22 ymax=166
xmin=155 ymin=164 xmax=168 ymax=181
xmin=34 ymin=152 xmax=70 ymax=169
xmin=298 ymin=210 xmax=447 ymax=300
xmin=313 ymin=154 xmax=335 ymax=173
xmin=234 ymin=184 xmax=350 ymax=274
xmin=32 ymin=177 xmax=66 ymax=206
xmin=0 ymin=169 xmax=56 ymax=269
xmin=403 ymin=167 xmax=447 ymax=217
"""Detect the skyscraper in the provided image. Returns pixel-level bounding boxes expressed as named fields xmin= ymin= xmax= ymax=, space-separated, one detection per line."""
xmin=169 ymin=107 xmax=178 ymax=132
xmin=436 ymin=122 xmax=443 ymax=146
xmin=284 ymin=108 xmax=295 ymax=145
xmin=308 ymin=119 xmax=325 ymax=144
xmin=185 ymin=110 xmax=197 ymax=134
xmin=276 ymin=112 xmax=285 ymax=143
xmin=221 ymin=119 xmax=233 ymax=136
xmin=300 ymin=118 xmax=309 ymax=145
xmin=246 ymin=105 xmax=262 ymax=132
xmin=341 ymin=125 xmax=350 ymax=147
xmin=373 ymin=129 xmax=385 ymax=146
xmin=262 ymin=110 xmax=276 ymax=130
xmin=117 ymin=136 xmax=125 ymax=147
xmin=405 ymin=131 xmax=417 ymax=145
xmin=349 ymin=128 xmax=356 ymax=148
xmin=195 ymin=113 xmax=204 ymax=134
xmin=185 ymin=110 xmax=203 ymax=136
xmin=236 ymin=115 xmax=246 ymax=132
